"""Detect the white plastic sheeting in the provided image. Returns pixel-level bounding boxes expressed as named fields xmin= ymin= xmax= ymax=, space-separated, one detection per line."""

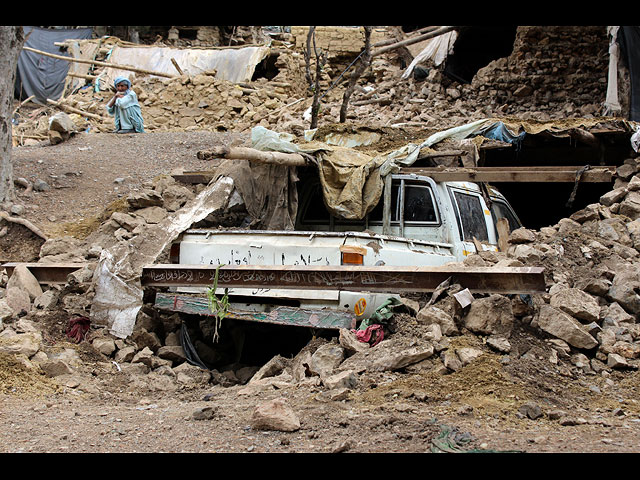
xmin=96 ymin=44 xmax=271 ymax=90
xmin=604 ymin=26 xmax=622 ymax=116
xmin=401 ymin=29 xmax=458 ymax=80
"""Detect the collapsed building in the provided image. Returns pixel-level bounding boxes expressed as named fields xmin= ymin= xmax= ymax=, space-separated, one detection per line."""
xmin=2 ymin=26 xmax=640 ymax=393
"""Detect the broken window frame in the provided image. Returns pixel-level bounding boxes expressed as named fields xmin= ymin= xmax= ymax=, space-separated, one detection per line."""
xmin=448 ymin=187 xmax=490 ymax=243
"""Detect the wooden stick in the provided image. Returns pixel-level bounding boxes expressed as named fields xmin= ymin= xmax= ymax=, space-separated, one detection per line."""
xmin=23 ymin=46 xmax=176 ymax=79
xmin=170 ymin=58 xmax=184 ymax=75
xmin=12 ymin=95 xmax=35 ymax=115
xmin=372 ymin=26 xmax=458 ymax=57
xmin=197 ymin=146 xmax=310 ymax=167
xmin=46 ymin=98 xmax=109 ymax=122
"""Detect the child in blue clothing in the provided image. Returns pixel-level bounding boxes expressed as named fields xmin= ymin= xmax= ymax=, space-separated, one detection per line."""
xmin=106 ymin=76 xmax=145 ymax=133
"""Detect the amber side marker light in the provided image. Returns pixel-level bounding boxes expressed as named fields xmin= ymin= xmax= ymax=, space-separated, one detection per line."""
xmin=340 ymin=245 xmax=366 ymax=265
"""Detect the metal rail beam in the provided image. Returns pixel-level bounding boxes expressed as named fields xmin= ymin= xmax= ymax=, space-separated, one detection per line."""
xmin=141 ymin=264 xmax=546 ymax=294
xmin=2 ymin=262 xmax=90 ymax=285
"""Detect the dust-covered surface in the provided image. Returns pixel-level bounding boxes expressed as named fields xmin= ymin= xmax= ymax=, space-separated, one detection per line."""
xmin=2 ymin=26 xmax=640 ymax=454
xmin=1 ymin=129 xmax=640 ymax=454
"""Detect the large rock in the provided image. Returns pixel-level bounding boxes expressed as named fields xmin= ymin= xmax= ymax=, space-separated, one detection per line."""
xmin=619 ymin=191 xmax=640 ymax=220
xmin=608 ymin=268 xmax=640 ymax=314
xmin=6 ymin=265 xmax=43 ymax=301
xmin=250 ymin=398 xmax=300 ymax=432
xmin=463 ymin=294 xmax=515 ymax=336
xmin=537 ymin=305 xmax=598 ymax=350
xmin=0 ymin=329 xmax=42 ymax=357
xmin=549 ymin=288 xmax=600 ymax=323
xmin=416 ymin=305 xmax=458 ymax=336
xmin=370 ymin=341 xmax=435 ymax=371
xmin=4 ymin=287 xmax=30 ymax=315
xmin=250 ymin=354 xmax=289 ymax=383
xmin=309 ymin=344 xmax=345 ymax=377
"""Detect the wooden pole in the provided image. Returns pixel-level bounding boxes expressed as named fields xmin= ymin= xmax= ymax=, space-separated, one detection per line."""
xmin=22 ymin=46 xmax=176 ymax=79
xmin=197 ymin=146 xmax=310 ymax=167
xmin=46 ymin=98 xmax=109 ymax=122
xmin=371 ymin=26 xmax=458 ymax=57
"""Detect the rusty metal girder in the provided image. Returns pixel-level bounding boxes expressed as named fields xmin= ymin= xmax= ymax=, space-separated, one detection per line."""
xmin=141 ymin=264 xmax=546 ymax=294
xmin=2 ymin=262 xmax=89 ymax=285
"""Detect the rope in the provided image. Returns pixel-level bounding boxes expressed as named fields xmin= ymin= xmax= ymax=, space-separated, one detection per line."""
xmin=566 ymin=165 xmax=591 ymax=209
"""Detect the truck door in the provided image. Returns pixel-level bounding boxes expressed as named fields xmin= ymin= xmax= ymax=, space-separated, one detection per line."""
xmin=447 ymin=185 xmax=497 ymax=256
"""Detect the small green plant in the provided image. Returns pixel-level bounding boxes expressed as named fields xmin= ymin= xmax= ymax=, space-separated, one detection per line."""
xmin=206 ymin=264 xmax=230 ymax=343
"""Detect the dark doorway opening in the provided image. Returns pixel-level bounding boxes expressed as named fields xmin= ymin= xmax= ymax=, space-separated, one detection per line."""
xmin=443 ymin=26 xmax=518 ymax=84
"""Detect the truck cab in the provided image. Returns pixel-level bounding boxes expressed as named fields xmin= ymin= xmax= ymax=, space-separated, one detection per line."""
xmin=166 ymin=173 xmax=521 ymax=326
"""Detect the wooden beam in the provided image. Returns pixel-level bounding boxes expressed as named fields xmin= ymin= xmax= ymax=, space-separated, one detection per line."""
xmin=196 ymin=146 xmax=310 ymax=167
xmin=399 ymin=166 xmax=615 ymax=183
xmin=141 ymin=264 xmax=547 ymax=294
xmin=22 ymin=46 xmax=176 ymax=79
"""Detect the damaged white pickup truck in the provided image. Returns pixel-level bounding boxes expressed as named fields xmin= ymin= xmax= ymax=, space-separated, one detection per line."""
xmin=158 ymin=169 xmax=522 ymax=330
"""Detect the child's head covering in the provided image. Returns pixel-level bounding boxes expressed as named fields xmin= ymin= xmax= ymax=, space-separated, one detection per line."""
xmin=114 ymin=77 xmax=131 ymax=90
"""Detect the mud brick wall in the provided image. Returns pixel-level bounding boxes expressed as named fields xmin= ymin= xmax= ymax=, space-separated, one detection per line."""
xmin=290 ymin=26 xmax=390 ymax=56
xmin=471 ymin=26 xmax=610 ymax=114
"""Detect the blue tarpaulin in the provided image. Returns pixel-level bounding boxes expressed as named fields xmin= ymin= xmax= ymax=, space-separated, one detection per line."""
xmin=16 ymin=26 xmax=93 ymax=104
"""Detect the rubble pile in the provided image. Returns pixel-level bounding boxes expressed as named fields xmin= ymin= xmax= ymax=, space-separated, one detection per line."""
xmin=12 ymin=26 xmax=611 ymax=147
xmin=2 ymin=159 xmax=640 ymax=411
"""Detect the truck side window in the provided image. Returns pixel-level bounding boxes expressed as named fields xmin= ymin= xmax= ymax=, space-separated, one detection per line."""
xmin=301 ymin=182 xmax=331 ymax=224
xmin=404 ymin=185 xmax=437 ymax=222
xmin=454 ymin=191 xmax=488 ymax=242
xmin=490 ymin=200 xmax=521 ymax=232
xmin=368 ymin=182 xmax=399 ymax=223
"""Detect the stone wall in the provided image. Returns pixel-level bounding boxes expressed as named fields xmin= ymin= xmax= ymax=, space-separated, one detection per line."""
xmin=289 ymin=26 xmax=390 ymax=56
xmin=471 ymin=26 xmax=609 ymax=116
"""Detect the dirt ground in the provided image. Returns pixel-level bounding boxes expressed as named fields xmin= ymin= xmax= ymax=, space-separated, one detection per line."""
xmin=2 ymin=130 xmax=640 ymax=454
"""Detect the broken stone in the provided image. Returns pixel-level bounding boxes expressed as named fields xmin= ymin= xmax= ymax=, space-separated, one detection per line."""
xmin=619 ymin=191 xmax=640 ymax=220
xmin=131 ymin=328 xmax=162 ymax=353
xmin=536 ymin=305 xmax=598 ymax=350
xmin=322 ymin=370 xmax=358 ymax=390
xmin=486 ymin=335 xmax=511 ymax=353
xmin=509 ymin=227 xmax=536 ymax=243
xmin=600 ymin=187 xmax=628 ymax=207
xmin=33 ymin=290 xmax=58 ymax=310
xmin=0 ymin=329 xmax=42 ymax=357
xmin=456 ymin=347 xmax=484 ymax=366
xmin=6 ymin=265 xmax=43 ymax=301
xmin=608 ymin=268 xmax=640 ymax=314
xmin=338 ymin=328 xmax=369 ymax=353
xmin=173 ymin=362 xmax=211 ymax=384
xmin=192 ymin=406 xmax=218 ymax=420
xmin=40 ymin=359 xmax=74 ymax=377
xmin=416 ymin=304 xmax=458 ymax=336
xmin=607 ymin=353 xmax=634 ymax=370
xmin=370 ymin=342 xmax=435 ymax=372
xmin=4 ymin=287 xmax=30 ymax=315
xmin=111 ymin=211 xmax=146 ymax=232
xmin=127 ymin=189 xmax=163 ymax=208
xmin=518 ymin=402 xmax=544 ymax=420
xmin=92 ymin=337 xmax=116 ymax=356
xmin=135 ymin=206 xmax=168 ymax=224
xmin=549 ymin=288 xmax=600 ymax=323
xmin=250 ymin=398 xmax=301 ymax=432
xmin=463 ymin=294 xmax=515 ymax=336
xmin=161 ymin=184 xmax=195 ymax=212
xmin=157 ymin=345 xmax=186 ymax=363
xmin=310 ymin=344 xmax=345 ymax=377
xmin=249 ymin=354 xmax=289 ymax=383
xmin=114 ymin=345 xmax=136 ymax=363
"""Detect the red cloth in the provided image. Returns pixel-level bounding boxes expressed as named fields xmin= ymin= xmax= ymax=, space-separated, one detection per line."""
xmin=353 ymin=324 xmax=384 ymax=346
xmin=67 ymin=315 xmax=90 ymax=343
